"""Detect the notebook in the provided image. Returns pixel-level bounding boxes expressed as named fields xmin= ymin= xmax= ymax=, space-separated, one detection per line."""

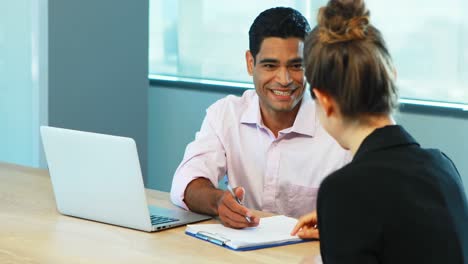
xmin=185 ymin=215 xmax=309 ymax=251
xmin=40 ymin=126 xmax=211 ymax=232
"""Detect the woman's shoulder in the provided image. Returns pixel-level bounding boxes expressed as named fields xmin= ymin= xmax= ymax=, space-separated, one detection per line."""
xmin=319 ymin=161 xmax=388 ymax=197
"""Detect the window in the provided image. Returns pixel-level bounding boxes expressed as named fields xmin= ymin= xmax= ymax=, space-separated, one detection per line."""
xmin=149 ymin=0 xmax=311 ymax=83
xmin=368 ymin=0 xmax=468 ymax=106
xmin=149 ymin=0 xmax=468 ymax=106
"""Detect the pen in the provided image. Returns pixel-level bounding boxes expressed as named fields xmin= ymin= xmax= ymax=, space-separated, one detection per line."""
xmin=223 ymin=175 xmax=252 ymax=223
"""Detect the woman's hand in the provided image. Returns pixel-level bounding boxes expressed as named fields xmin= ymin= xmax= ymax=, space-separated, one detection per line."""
xmin=290 ymin=210 xmax=319 ymax=239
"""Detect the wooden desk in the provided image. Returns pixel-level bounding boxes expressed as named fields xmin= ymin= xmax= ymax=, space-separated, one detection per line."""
xmin=0 ymin=162 xmax=321 ymax=263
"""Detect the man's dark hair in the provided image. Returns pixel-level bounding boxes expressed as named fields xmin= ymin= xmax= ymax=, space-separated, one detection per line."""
xmin=249 ymin=7 xmax=311 ymax=62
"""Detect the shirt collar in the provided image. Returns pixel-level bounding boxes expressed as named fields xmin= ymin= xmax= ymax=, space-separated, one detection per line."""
xmin=354 ymin=125 xmax=419 ymax=161
xmin=240 ymin=91 xmax=317 ymax=137
xmin=289 ymin=92 xmax=317 ymax=137
xmin=240 ymin=92 xmax=261 ymax=125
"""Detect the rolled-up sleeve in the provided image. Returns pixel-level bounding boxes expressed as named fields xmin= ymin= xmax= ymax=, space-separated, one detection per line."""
xmin=170 ymin=106 xmax=227 ymax=210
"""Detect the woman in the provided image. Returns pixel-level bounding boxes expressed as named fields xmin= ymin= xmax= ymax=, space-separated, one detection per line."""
xmin=291 ymin=0 xmax=468 ymax=263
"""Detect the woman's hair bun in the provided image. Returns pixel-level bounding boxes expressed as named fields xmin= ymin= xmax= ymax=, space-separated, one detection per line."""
xmin=317 ymin=0 xmax=370 ymax=44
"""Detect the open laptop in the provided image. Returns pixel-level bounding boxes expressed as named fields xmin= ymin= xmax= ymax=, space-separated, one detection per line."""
xmin=40 ymin=126 xmax=211 ymax=232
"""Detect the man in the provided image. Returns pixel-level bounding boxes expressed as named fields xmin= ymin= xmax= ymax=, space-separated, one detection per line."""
xmin=170 ymin=7 xmax=349 ymax=228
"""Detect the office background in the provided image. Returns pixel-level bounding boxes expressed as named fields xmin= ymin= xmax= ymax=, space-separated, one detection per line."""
xmin=1 ymin=0 xmax=467 ymax=196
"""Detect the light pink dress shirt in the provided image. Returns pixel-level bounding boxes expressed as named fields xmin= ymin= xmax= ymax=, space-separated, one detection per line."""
xmin=170 ymin=90 xmax=350 ymax=218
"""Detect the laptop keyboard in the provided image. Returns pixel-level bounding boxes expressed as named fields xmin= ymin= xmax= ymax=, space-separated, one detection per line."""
xmin=150 ymin=215 xmax=179 ymax=225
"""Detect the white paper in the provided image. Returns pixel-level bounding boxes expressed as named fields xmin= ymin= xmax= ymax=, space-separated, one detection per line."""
xmin=186 ymin=215 xmax=303 ymax=249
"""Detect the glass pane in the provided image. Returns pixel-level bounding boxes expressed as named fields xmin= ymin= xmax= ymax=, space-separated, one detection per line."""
xmin=149 ymin=0 xmax=309 ymax=83
xmin=149 ymin=0 xmax=468 ymax=105
xmin=368 ymin=0 xmax=468 ymax=104
xmin=0 ymin=0 xmax=34 ymax=166
xmin=149 ymin=0 xmax=179 ymax=76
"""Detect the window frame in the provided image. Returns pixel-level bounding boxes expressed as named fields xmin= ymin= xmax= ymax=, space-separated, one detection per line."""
xmin=149 ymin=74 xmax=468 ymax=116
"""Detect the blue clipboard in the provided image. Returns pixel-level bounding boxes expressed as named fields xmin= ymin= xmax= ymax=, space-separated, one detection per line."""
xmin=185 ymin=230 xmax=311 ymax=251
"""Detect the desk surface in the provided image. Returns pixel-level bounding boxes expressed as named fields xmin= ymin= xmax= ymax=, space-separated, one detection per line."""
xmin=0 ymin=162 xmax=321 ymax=264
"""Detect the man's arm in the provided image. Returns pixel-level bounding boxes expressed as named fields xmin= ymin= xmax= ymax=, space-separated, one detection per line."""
xmin=184 ymin=178 xmax=223 ymax=215
xmin=169 ymin=108 xmax=227 ymax=211
xmin=184 ymin=178 xmax=259 ymax=228
xmin=170 ymin=101 xmax=258 ymax=228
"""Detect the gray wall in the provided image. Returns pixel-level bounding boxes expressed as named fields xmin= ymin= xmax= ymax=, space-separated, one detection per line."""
xmin=395 ymin=109 xmax=468 ymax=181
xmin=148 ymin=85 xmax=231 ymax=191
xmin=148 ymin=84 xmax=468 ymax=197
xmin=48 ymin=0 xmax=149 ymax=177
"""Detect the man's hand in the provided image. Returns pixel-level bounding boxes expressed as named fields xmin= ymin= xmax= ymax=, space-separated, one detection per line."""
xmin=290 ymin=210 xmax=319 ymax=239
xmin=184 ymin=178 xmax=259 ymax=228
xmin=217 ymin=187 xmax=260 ymax=228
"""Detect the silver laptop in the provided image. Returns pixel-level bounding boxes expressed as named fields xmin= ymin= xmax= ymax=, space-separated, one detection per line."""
xmin=40 ymin=126 xmax=211 ymax=232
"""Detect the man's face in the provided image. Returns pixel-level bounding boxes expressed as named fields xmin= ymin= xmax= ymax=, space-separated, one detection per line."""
xmin=246 ymin=37 xmax=306 ymax=114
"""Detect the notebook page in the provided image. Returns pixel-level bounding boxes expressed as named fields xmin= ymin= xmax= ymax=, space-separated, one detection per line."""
xmin=186 ymin=215 xmax=302 ymax=249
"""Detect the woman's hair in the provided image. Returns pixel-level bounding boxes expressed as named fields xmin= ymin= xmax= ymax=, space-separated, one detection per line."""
xmin=304 ymin=0 xmax=398 ymax=119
